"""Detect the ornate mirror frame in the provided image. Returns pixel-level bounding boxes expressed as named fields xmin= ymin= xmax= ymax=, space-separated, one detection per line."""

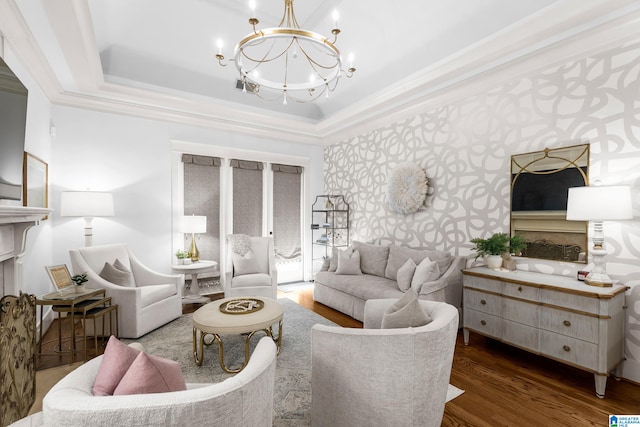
xmin=510 ymin=143 xmax=590 ymax=263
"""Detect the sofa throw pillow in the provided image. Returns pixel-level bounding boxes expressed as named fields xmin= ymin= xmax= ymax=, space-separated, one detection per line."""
xmin=232 ymin=249 xmax=261 ymax=276
xmin=396 ymin=258 xmax=417 ymax=292
xmin=384 ymin=246 xmax=431 ymax=280
xmin=113 ymin=351 xmax=186 ymax=395
xmin=99 ymin=259 xmax=135 ymax=287
xmin=93 ymin=335 xmax=142 ymax=396
xmin=411 ymin=258 xmax=441 ymax=294
xmin=328 ymin=246 xmax=339 ymax=272
xmin=352 ymin=241 xmax=390 ymax=277
xmin=381 ymin=289 xmax=432 ymax=329
xmin=335 ymin=248 xmax=362 ymax=275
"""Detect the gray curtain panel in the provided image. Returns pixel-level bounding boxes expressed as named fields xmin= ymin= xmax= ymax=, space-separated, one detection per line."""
xmin=231 ymin=159 xmax=263 ymax=236
xmin=272 ymin=164 xmax=302 ymax=261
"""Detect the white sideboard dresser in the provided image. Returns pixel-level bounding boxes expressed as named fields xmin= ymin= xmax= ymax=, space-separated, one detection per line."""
xmin=462 ymin=267 xmax=627 ymax=398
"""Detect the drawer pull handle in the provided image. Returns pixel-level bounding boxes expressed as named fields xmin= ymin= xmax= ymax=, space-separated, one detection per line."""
xmin=563 ymin=345 xmax=571 ymax=352
xmin=518 ymin=286 xmax=523 ymax=292
xmin=563 ymin=320 xmax=571 ymax=327
xmin=480 ymin=320 xmax=487 ymax=326
xmin=480 ymin=299 xmax=487 ymax=305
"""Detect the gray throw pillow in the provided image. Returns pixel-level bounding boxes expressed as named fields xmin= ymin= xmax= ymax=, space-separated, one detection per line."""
xmin=384 ymin=246 xmax=431 ymax=280
xmin=335 ymin=249 xmax=362 ymax=275
xmin=232 ymin=249 xmax=260 ymax=276
xmin=381 ymin=289 xmax=432 ymax=329
xmin=396 ymin=258 xmax=416 ymax=292
xmin=328 ymin=246 xmax=339 ymax=272
xmin=351 ymin=241 xmax=390 ymax=277
xmin=99 ymin=260 xmax=135 ymax=287
xmin=411 ymin=258 xmax=440 ymax=293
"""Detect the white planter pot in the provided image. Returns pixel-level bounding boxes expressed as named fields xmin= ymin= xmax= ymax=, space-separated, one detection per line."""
xmin=485 ymin=255 xmax=503 ymax=270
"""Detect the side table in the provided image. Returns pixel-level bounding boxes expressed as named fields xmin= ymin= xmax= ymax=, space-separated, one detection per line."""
xmin=37 ymin=288 xmax=117 ymax=365
xmin=171 ymin=260 xmax=219 ymax=304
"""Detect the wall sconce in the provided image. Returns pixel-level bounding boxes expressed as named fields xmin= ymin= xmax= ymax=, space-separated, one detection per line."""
xmin=181 ymin=215 xmax=207 ymax=262
xmin=61 ymin=191 xmax=114 ymax=247
xmin=566 ymin=185 xmax=632 ymax=286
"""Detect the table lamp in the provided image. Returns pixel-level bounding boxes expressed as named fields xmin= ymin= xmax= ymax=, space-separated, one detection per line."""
xmin=181 ymin=215 xmax=207 ymax=262
xmin=566 ymin=185 xmax=632 ymax=286
xmin=61 ymin=191 xmax=114 ymax=247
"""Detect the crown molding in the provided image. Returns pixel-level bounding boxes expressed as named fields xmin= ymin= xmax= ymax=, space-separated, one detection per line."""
xmin=2 ymin=0 xmax=640 ymax=147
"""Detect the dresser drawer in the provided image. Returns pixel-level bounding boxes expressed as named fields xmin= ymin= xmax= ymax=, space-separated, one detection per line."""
xmin=539 ymin=331 xmax=598 ymax=371
xmin=503 ymin=282 xmax=538 ymax=302
xmin=465 ymin=289 xmax=502 ymax=316
xmin=539 ymin=307 xmax=598 ymax=343
xmin=503 ymin=320 xmax=539 ymax=351
xmin=503 ymin=297 xmax=537 ymax=326
xmin=540 ymin=289 xmax=599 ymax=315
xmin=464 ymin=309 xmax=502 ymax=339
xmin=463 ymin=275 xmax=503 ymax=293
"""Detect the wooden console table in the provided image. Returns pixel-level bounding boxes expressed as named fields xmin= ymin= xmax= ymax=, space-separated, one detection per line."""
xmin=37 ymin=288 xmax=117 ymax=364
xmin=462 ymin=267 xmax=627 ymax=398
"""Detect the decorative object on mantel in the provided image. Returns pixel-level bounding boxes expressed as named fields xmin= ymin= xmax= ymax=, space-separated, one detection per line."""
xmin=386 ymin=162 xmax=429 ymax=214
xmin=566 ymin=184 xmax=633 ymax=287
xmin=60 ymin=191 xmax=114 ymax=247
xmin=471 ymin=232 xmax=527 ymax=270
xmin=215 ymin=0 xmax=356 ymax=104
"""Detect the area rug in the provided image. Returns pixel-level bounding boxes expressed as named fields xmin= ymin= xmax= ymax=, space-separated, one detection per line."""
xmin=124 ymin=298 xmax=463 ymax=425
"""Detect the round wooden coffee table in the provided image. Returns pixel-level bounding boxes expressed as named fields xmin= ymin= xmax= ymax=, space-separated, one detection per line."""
xmin=192 ymin=296 xmax=283 ymax=373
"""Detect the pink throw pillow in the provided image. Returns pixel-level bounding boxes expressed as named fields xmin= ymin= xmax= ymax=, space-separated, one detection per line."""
xmin=93 ymin=335 xmax=141 ymax=396
xmin=113 ymin=351 xmax=186 ymax=395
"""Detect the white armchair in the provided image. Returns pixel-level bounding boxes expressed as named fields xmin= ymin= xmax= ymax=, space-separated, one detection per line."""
xmin=311 ymin=299 xmax=459 ymax=427
xmin=12 ymin=337 xmax=277 ymax=427
xmin=69 ymin=244 xmax=183 ymax=338
xmin=225 ymin=236 xmax=277 ymax=299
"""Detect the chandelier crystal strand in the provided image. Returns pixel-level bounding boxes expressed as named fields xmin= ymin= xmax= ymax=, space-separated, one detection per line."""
xmin=216 ymin=0 xmax=356 ymax=104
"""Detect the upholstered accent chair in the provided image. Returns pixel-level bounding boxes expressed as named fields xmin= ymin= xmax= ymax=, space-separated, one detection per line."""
xmin=11 ymin=337 xmax=277 ymax=427
xmin=225 ymin=236 xmax=277 ymax=299
xmin=69 ymin=244 xmax=183 ymax=338
xmin=311 ymin=299 xmax=459 ymax=427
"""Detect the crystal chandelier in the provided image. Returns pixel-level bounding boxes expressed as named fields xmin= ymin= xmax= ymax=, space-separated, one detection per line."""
xmin=215 ymin=0 xmax=356 ymax=104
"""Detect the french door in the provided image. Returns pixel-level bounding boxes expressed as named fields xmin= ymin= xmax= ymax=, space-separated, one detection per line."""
xmin=178 ymin=153 xmax=305 ymax=284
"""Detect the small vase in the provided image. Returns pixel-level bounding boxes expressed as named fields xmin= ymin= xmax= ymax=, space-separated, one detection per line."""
xmin=76 ymin=285 xmax=87 ymax=293
xmin=485 ymin=255 xmax=503 ymax=270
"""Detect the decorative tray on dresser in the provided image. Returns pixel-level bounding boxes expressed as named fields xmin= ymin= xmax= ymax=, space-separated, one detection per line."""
xmin=462 ymin=267 xmax=628 ymax=398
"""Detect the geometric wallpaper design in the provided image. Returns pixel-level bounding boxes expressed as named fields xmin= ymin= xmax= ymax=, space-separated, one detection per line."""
xmin=325 ymin=39 xmax=640 ymax=381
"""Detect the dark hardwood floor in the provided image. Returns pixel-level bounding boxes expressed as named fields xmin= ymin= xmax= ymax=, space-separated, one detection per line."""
xmin=37 ymin=286 xmax=640 ymax=426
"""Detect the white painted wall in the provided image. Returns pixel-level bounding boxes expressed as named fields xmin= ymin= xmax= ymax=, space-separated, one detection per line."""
xmin=49 ymin=105 xmax=325 ymax=275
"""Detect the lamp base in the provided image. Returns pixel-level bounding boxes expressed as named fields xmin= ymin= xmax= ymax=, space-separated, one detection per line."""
xmin=584 ymin=272 xmax=613 ymax=287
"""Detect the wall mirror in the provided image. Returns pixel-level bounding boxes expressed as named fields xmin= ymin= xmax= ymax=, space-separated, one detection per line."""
xmin=510 ymin=143 xmax=589 ymax=263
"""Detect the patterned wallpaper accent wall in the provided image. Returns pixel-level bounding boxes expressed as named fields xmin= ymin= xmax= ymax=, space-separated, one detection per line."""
xmin=324 ymin=40 xmax=640 ymax=381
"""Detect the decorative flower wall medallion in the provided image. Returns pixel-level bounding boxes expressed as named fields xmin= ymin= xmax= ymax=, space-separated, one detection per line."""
xmin=386 ymin=162 xmax=428 ymax=214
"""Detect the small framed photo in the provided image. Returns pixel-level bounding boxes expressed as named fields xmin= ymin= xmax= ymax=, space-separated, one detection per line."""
xmin=45 ymin=265 xmax=73 ymax=291
xmin=23 ymin=152 xmax=48 ymax=210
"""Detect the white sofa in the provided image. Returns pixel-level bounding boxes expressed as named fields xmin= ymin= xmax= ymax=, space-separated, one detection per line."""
xmin=12 ymin=337 xmax=277 ymax=427
xmin=69 ymin=244 xmax=183 ymax=338
xmin=311 ymin=299 xmax=459 ymax=426
xmin=313 ymin=241 xmax=465 ymax=322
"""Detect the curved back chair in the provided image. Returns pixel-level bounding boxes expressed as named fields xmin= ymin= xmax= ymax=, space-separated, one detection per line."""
xmin=225 ymin=236 xmax=277 ymax=299
xmin=20 ymin=337 xmax=277 ymax=426
xmin=311 ymin=299 xmax=459 ymax=427
xmin=69 ymin=244 xmax=183 ymax=338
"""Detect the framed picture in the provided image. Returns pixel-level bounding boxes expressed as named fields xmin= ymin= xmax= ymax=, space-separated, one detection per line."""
xmin=23 ymin=152 xmax=48 ymax=209
xmin=45 ymin=265 xmax=73 ymax=291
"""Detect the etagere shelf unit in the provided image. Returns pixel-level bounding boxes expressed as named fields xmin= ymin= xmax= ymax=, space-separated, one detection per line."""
xmin=311 ymin=195 xmax=350 ymax=276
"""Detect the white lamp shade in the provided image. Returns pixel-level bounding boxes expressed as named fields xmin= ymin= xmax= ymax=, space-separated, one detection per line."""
xmin=566 ymin=186 xmax=633 ymax=221
xmin=181 ymin=215 xmax=207 ymax=233
xmin=60 ymin=191 xmax=114 ymax=217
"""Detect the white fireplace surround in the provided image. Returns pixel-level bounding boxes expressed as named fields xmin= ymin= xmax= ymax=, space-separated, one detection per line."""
xmin=0 ymin=206 xmax=51 ymax=297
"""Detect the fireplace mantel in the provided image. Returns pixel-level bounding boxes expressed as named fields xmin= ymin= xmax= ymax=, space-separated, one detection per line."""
xmin=0 ymin=205 xmax=52 ymax=297
xmin=0 ymin=206 xmax=51 ymax=224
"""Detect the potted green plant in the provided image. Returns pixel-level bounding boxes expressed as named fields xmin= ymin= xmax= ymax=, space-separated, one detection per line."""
xmin=470 ymin=232 xmax=511 ymax=269
xmin=175 ymin=250 xmax=191 ymax=265
xmin=71 ymin=273 xmax=88 ymax=292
